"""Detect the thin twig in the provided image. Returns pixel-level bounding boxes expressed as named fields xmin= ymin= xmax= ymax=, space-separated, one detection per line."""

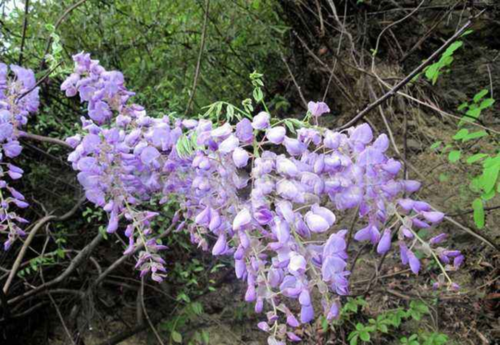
xmin=18 ymin=0 xmax=30 ymax=66
xmin=141 ymin=277 xmax=165 ymax=345
xmin=447 ymin=205 xmax=500 ymax=217
xmin=7 ymin=231 xmax=102 ymax=305
xmin=337 ymin=10 xmax=486 ymax=130
xmin=442 ymin=215 xmax=499 ymax=252
xmin=3 ymin=197 xmax=84 ymax=294
xmin=185 ymin=0 xmax=210 ymax=114
xmin=42 ymin=0 xmax=88 ymax=61
xmin=40 ymin=261 xmax=76 ymax=345
xmin=19 ymin=131 xmax=73 ymax=149
xmin=280 ymin=53 xmax=308 ymax=109
xmin=15 ymin=61 xmax=62 ymax=103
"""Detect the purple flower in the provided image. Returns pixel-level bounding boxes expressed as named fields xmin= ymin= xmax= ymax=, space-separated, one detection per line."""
xmin=350 ymin=123 xmax=373 ymax=146
xmin=377 ymin=229 xmax=391 ymax=254
xmin=233 ymin=208 xmax=252 ymax=230
xmin=212 ymin=233 xmax=227 ymax=255
xmin=283 ymin=137 xmax=306 ymax=156
xmin=252 ymin=111 xmax=270 ymax=130
xmin=300 ymin=304 xmax=314 ymax=323
xmin=323 ymin=233 xmax=347 ymax=259
xmin=430 ymin=233 xmax=447 ymax=245
xmin=398 ymin=199 xmax=415 ymax=212
xmin=373 ymin=134 xmax=389 ymax=152
xmin=141 ymin=146 xmax=160 ymax=165
xmin=254 ymin=207 xmax=273 ymax=225
xmin=235 ymin=118 xmax=253 ymax=143
xmin=297 ymin=128 xmax=321 ymax=145
xmin=422 ymin=211 xmax=445 ymax=224
xmin=408 ymin=251 xmax=420 ymax=274
xmin=211 ymin=123 xmax=232 ymax=139
xmin=4 ymin=141 xmax=22 ymax=158
xmin=257 ymin=322 xmax=269 ymax=332
xmin=383 ymin=159 xmax=402 ymax=175
xmin=218 ymin=135 xmax=239 ymax=153
xmin=273 ymin=218 xmax=290 ymax=243
xmin=305 ymin=205 xmax=336 ymax=233
xmin=245 ymin=284 xmax=256 ymax=302
xmin=321 ymin=256 xmax=347 ymax=282
xmin=288 ymin=252 xmax=306 ymax=275
xmin=453 ymin=255 xmax=464 ymax=268
xmin=308 ymin=101 xmax=330 ymax=117
xmin=327 ymin=301 xmax=340 ymax=320
xmin=287 ymin=332 xmax=302 ymax=342
xmin=276 ymin=180 xmax=300 ymax=201
xmin=266 ymin=126 xmax=286 ymax=144
xmin=276 ymin=156 xmax=298 ymax=177
xmin=399 ymin=242 xmax=409 ymax=265
xmin=233 ymin=147 xmax=250 ymax=168
xmin=89 ymin=100 xmax=112 ymax=123
xmin=354 ymin=224 xmax=380 ymax=244
xmin=286 ymin=314 xmax=300 ymax=327
xmin=403 ymin=180 xmax=421 ymax=193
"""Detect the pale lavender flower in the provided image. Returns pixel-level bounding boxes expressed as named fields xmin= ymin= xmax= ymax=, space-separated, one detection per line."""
xmin=308 ymin=101 xmax=330 ymax=117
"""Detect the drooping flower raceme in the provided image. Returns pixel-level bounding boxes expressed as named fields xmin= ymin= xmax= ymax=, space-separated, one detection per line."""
xmin=0 ymin=63 xmax=39 ymax=249
xmin=62 ymin=53 xmax=464 ymax=344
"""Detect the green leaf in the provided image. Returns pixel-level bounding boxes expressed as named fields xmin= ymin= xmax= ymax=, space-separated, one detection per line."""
xmin=202 ymin=330 xmax=210 ymax=344
xmin=473 ymin=89 xmax=489 ymax=103
xmin=442 ymin=41 xmax=463 ymax=58
xmin=226 ymin=104 xmax=235 ymax=121
xmin=412 ymin=301 xmax=429 ymax=314
xmin=479 ymin=98 xmax=495 ymax=110
xmin=430 ymin=141 xmax=442 ymax=150
xmin=472 ymin=198 xmax=485 ymax=229
xmin=410 ymin=310 xmax=421 ymax=321
xmin=452 ymin=129 xmax=468 ymax=140
xmin=172 ymin=331 xmax=183 ymax=343
xmin=321 ymin=317 xmax=328 ymax=333
xmin=425 ymin=64 xmax=440 ymax=83
xmin=467 ymin=153 xmax=488 ymax=164
xmin=191 ymin=302 xmax=203 ymax=315
xmin=253 ymin=87 xmax=263 ymax=102
xmin=349 ymin=335 xmax=358 ymax=345
xmin=359 ymin=331 xmax=370 ymax=342
xmin=457 ymin=102 xmax=469 ymax=111
xmin=462 ymin=130 xmax=488 ymax=141
xmin=448 ymin=150 xmax=461 ymax=163
xmin=481 ymin=159 xmax=500 ymax=193
xmin=470 ymin=177 xmax=482 ymax=193
xmin=461 ymin=29 xmax=474 ymax=37
xmin=481 ymin=189 xmax=495 ymax=201
xmin=379 ymin=324 xmax=388 ymax=333
xmin=465 ymin=107 xmax=481 ymax=119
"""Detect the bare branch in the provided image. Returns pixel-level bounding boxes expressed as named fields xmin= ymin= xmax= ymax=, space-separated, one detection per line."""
xmin=337 ymin=10 xmax=486 ymax=131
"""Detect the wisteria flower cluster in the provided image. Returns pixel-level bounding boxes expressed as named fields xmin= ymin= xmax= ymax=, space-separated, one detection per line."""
xmin=61 ymin=53 xmax=464 ymax=344
xmin=0 ymin=63 xmax=39 ymax=250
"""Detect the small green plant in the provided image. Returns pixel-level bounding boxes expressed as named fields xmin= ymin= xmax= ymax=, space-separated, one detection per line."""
xmin=341 ymin=299 xmax=436 ymax=345
xmin=430 ymin=88 xmax=497 ymax=229
xmin=18 ymin=250 xmax=62 ymax=277
xmin=422 ymin=30 xmax=472 ymax=85
xmin=401 ymin=334 xmax=420 ymax=345
xmin=400 ymin=332 xmax=449 ymax=345
xmin=160 ymin=302 xmax=209 ymax=344
xmin=420 ymin=332 xmax=449 ymax=345
xmin=348 ymin=323 xmax=374 ymax=345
